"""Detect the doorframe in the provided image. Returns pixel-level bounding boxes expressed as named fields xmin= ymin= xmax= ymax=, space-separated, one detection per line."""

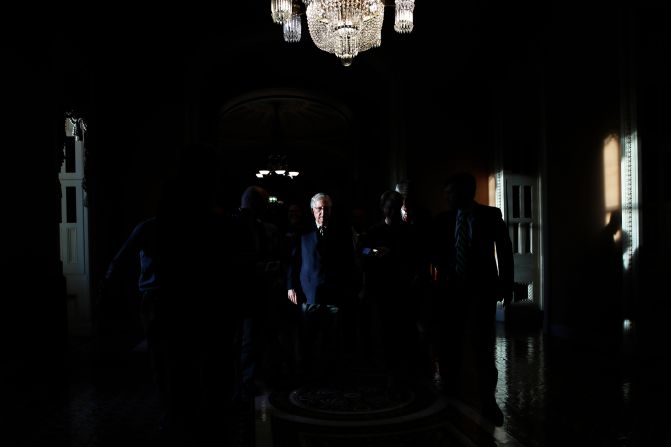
xmin=493 ymin=170 xmax=544 ymax=325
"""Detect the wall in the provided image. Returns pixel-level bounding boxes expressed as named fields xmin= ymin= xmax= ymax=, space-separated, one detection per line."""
xmin=3 ymin=41 xmax=68 ymax=383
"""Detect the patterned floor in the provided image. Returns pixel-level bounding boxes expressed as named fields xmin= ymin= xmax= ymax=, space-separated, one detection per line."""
xmin=6 ymin=323 xmax=669 ymax=446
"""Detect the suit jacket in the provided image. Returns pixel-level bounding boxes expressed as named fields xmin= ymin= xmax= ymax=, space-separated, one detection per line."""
xmin=287 ymin=222 xmax=354 ymax=305
xmin=432 ymin=203 xmax=514 ymax=301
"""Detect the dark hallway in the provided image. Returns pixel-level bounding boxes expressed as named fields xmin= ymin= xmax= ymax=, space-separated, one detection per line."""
xmin=3 ymin=2 xmax=671 ymax=446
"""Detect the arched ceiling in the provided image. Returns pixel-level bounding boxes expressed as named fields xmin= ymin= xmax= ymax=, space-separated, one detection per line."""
xmin=217 ymin=89 xmax=354 ymax=152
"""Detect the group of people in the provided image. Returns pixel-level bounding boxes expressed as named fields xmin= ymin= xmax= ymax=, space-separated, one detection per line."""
xmin=103 ymin=158 xmax=514 ymax=441
xmin=281 ymin=173 xmax=512 ymax=426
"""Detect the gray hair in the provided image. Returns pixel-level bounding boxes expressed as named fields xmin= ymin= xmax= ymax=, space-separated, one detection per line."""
xmin=310 ymin=193 xmax=331 ymax=209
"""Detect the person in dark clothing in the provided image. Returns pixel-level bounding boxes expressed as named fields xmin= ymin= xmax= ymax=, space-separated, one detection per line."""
xmin=590 ymin=210 xmax=624 ymax=352
xmin=234 ymin=185 xmax=283 ymax=397
xmin=394 ymin=179 xmax=435 ymax=379
xmin=103 ymin=216 xmax=166 ymax=406
xmin=431 ymin=172 xmax=514 ymax=427
xmin=286 ymin=192 xmax=355 ymax=382
xmin=360 ymin=190 xmax=425 ymax=387
xmin=395 ymin=179 xmax=432 ymax=228
xmin=152 ymin=143 xmax=244 ymax=444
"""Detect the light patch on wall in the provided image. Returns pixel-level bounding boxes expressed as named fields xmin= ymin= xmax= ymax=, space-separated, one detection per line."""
xmin=488 ymin=174 xmax=497 ymax=207
xmin=603 ymin=134 xmax=621 ymax=222
xmin=603 ymin=134 xmax=623 ymax=243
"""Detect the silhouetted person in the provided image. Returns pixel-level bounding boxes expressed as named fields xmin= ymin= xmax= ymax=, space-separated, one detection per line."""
xmin=592 ymin=210 xmax=624 ymax=352
xmin=234 ymin=185 xmax=283 ymax=397
xmin=286 ymin=193 xmax=355 ymax=382
xmin=395 ymin=179 xmax=432 ymax=228
xmin=395 ymin=179 xmax=434 ymax=376
xmin=432 ymin=172 xmax=513 ymax=427
xmin=360 ymin=190 xmax=425 ymax=387
xmin=154 ymin=143 xmax=242 ymax=444
xmin=102 ymin=216 xmax=168 ymax=417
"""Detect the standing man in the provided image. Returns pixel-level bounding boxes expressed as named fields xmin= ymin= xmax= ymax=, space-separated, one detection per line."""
xmin=394 ymin=179 xmax=434 ymax=377
xmin=102 ymin=216 xmax=165 ymax=400
xmin=287 ymin=193 xmax=355 ymax=382
xmin=432 ymin=172 xmax=514 ymax=427
xmin=235 ymin=185 xmax=283 ymax=398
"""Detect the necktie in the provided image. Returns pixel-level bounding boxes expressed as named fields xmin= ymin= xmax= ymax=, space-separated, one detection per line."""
xmin=319 ymin=226 xmax=326 ymax=238
xmin=455 ymin=211 xmax=470 ymax=276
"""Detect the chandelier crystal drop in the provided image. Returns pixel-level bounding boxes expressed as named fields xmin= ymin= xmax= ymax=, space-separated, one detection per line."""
xmin=271 ymin=0 xmax=293 ymax=24
xmin=394 ymin=0 xmax=415 ymax=33
xmin=283 ymin=12 xmax=302 ymax=42
xmin=270 ymin=0 xmax=414 ymax=66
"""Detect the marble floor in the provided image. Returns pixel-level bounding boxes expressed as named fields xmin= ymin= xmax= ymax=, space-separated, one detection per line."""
xmin=6 ymin=323 xmax=668 ymax=446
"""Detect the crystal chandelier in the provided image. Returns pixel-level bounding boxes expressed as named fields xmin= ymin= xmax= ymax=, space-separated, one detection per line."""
xmin=271 ymin=0 xmax=415 ymax=66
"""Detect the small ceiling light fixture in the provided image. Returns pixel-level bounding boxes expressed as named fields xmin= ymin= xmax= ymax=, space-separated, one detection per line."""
xmin=270 ymin=0 xmax=415 ymax=66
xmin=256 ymin=154 xmax=300 ymax=179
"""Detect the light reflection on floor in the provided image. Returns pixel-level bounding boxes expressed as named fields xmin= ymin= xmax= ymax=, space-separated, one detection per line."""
xmin=492 ymin=324 xmax=653 ymax=447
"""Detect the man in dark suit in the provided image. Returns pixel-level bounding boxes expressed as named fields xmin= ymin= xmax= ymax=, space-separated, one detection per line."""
xmin=287 ymin=192 xmax=354 ymax=381
xmin=432 ymin=172 xmax=514 ymax=427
